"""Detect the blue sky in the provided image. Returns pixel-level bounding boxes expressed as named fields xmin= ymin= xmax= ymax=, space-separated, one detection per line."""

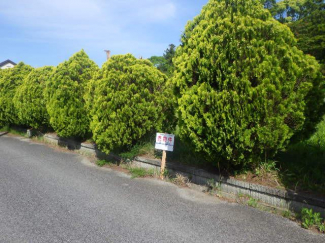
xmin=0 ymin=0 xmax=208 ymax=67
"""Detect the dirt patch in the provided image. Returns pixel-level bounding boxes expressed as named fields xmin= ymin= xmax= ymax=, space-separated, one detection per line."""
xmin=233 ymin=172 xmax=284 ymax=190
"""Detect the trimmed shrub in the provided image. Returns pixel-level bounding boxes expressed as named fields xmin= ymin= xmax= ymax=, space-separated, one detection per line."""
xmin=46 ymin=50 xmax=99 ymax=138
xmin=13 ymin=66 xmax=55 ymax=129
xmin=89 ymin=54 xmax=174 ymax=154
xmin=0 ymin=63 xmax=33 ymax=127
xmin=172 ymin=0 xmax=324 ymax=167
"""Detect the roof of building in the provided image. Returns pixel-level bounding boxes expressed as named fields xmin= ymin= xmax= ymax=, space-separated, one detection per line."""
xmin=0 ymin=59 xmax=17 ymax=67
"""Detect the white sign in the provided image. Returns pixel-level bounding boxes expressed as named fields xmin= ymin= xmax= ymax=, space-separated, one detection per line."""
xmin=155 ymin=133 xmax=175 ymax=152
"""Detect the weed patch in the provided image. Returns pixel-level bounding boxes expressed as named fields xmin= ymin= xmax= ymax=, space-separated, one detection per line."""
xmin=128 ymin=167 xmax=155 ymax=179
xmin=171 ymin=173 xmax=190 ymax=187
xmin=282 ymin=210 xmax=292 ymax=219
xmin=300 ymin=208 xmax=325 ymax=233
xmin=96 ymin=160 xmax=112 ymax=167
xmin=247 ymin=197 xmax=258 ymax=208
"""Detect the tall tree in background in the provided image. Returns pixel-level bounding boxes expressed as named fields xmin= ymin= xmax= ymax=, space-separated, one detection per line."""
xmin=163 ymin=44 xmax=176 ymax=76
xmin=269 ymin=0 xmax=306 ymax=23
xmin=148 ymin=44 xmax=176 ymax=76
xmin=287 ymin=0 xmax=325 ymax=65
xmin=148 ymin=56 xmax=167 ymax=73
xmin=261 ymin=0 xmax=276 ymax=9
xmin=268 ymin=0 xmax=325 ymax=73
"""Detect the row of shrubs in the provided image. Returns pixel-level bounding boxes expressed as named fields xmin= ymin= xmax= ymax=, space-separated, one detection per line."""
xmin=0 ymin=52 xmax=173 ymax=155
xmin=0 ymin=0 xmax=324 ymax=170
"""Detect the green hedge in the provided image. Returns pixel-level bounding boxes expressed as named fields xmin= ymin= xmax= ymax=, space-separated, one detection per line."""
xmin=0 ymin=63 xmax=33 ymax=127
xmin=172 ymin=0 xmax=324 ymax=167
xmin=0 ymin=17 xmax=323 ymax=173
xmin=88 ymin=54 xmax=174 ymax=154
xmin=45 ymin=50 xmax=99 ymax=138
xmin=13 ymin=66 xmax=55 ymax=129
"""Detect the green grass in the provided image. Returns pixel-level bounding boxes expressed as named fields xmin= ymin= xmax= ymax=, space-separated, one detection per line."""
xmin=128 ymin=167 xmax=155 ymax=179
xmin=96 ymin=159 xmax=113 ymax=167
xmin=0 ymin=125 xmax=27 ymax=137
xmin=247 ymin=197 xmax=258 ymax=208
xmin=282 ymin=210 xmax=292 ymax=219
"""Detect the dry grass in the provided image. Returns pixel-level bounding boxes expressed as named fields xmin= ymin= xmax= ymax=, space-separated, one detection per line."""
xmin=172 ymin=173 xmax=190 ymax=187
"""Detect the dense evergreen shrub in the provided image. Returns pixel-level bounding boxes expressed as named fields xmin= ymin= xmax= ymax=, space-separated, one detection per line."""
xmin=13 ymin=67 xmax=54 ymax=129
xmin=46 ymin=50 xmax=99 ymax=138
xmin=0 ymin=63 xmax=33 ymax=127
xmin=89 ymin=54 xmax=174 ymax=154
xmin=172 ymin=0 xmax=324 ymax=167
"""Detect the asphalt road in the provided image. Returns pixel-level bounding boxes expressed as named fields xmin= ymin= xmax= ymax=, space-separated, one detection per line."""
xmin=0 ymin=134 xmax=324 ymax=243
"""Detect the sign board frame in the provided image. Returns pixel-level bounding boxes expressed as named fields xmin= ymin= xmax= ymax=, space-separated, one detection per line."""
xmin=155 ymin=133 xmax=174 ymax=152
xmin=155 ymin=133 xmax=175 ymax=179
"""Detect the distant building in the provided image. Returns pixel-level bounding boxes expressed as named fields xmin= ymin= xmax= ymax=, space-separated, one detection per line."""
xmin=0 ymin=60 xmax=16 ymax=69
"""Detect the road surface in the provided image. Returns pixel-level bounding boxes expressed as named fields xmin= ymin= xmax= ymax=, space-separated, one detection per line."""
xmin=0 ymin=134 xmax=324 ymax=243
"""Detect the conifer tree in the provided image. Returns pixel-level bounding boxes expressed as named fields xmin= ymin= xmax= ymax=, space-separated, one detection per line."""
xmin=172 ymin=0 xmax=324 ymax=166
xmin=89 ymin=54 xmax=173 ymax=154
xmin=46 ymin=50 xmax=99 ymax=138
xmin=14 ymin=67 xmax=54 ymax=129
xmin=0 ymin=63 xmax=33 ymax=127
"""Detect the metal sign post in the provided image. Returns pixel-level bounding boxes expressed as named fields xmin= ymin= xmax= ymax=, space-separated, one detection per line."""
xmin=155 ymin=133 xmax=175 ymax=179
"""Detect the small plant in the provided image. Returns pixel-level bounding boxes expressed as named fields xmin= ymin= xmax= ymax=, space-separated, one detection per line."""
xmin=319 ymin=222 xmax=325 ymax=233
xmin=119 ymin=145 xmax=142 ymax=161
xmin=301 ymin=208 xmax=315 ymax=229
xmin=256 ymin=160 xmax=278 ymax=175
xmin=162 ymin=168 xmax=170 ymax=179
xmin=206 ymin=178 xmax=221 ymax=193
xmin=282 ymin=210 xmax=292 ymax=219
xmin=301 ymin=208 xmax=324 ymax=230
xmin=207 ymin=179 xmax=215 ymax=190
xmin=96 ymin=160 xmax=110 ymax=167
xmin=247 ymin=197 xmax=258 ymax=208
xmin=128 ymin=167 xmax=154 ymax=179
xmin=172 ymin=173 xmax=190 ymax=187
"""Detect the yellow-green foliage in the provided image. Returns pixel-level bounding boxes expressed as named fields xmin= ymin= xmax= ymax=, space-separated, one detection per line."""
xmin=46 ymin=50 xmax=99 ymax=138
xmin=0 ymin=63 xmax=33 ymax=127
xmin=13 ymin=66 xmax=55 ymax=129
xmin=172 ymin=0 xmax=324 ymax=166
xmin=88 ymin=54 xmax=174 ymax=154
